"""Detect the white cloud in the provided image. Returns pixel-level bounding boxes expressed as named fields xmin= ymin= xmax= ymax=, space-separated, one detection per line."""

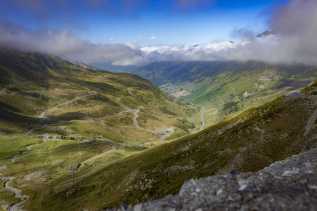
xmin=0 ymin=22 xmax=145 ymax=66
xmin=1 ymin=0 xmax=317 ymax=66
xmin=221 ymin=0 xmax=317 ymax=65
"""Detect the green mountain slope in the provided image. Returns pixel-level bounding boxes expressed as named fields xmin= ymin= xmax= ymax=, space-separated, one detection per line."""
xmin=0 ymin=49 xmax=193 ymax=143
xmin=132 ymin=61 xmax=316 ymax=86
xmin=0 ymin=49 xmax=194 ymax=210
xmin=129 ymin=61 xmax=317 ymax=126
xmin=1 ymin=49 xmax=317 ymax=211
xmin=32 ymin=81 xmax=317 ymax=210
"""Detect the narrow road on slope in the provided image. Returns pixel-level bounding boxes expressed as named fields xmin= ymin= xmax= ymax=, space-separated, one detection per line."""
xmin=39 ymin=93 xmax=96 ymax=119
xmin=120 ymin=107 xmax=142 ymax=130
xmin=0 ymin=88 xmax=6 ymax=95
xmin=0 ymin=175 xmax=29 ymax=211
xmin=200 ymin=107 xmax=206 ymax=131
xmin=120 ymin=106 xmax=175 ymax=140
xmin=304 ymin=108 xmax=317 ymax=136
xmin=25 ymin=93 xmax=96 ymax=135
xmin=132 ymin=108 xmax=141 ymax=129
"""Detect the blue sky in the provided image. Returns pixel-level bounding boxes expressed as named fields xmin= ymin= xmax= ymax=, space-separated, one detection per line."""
xmin=0 ymin=0 xmax=288 ymax=45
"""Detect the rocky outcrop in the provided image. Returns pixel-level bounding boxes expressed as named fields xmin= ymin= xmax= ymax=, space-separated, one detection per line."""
xmin=111 ymin=148 xmax=317 ymax=211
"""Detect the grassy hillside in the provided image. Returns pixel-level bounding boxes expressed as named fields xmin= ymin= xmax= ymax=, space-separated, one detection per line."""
xmin=1 ymin=49 xmax=317 ymax=211
xmin=0 ymin=48 xmax=194 ymax=143
xmin=0 ymin=48 xmax=195 ymax=210
xmin=130 ymin=61 xmax=317 ymax=126
xmin=29 ymin=81 xmax=317 ymax=210
xmin=134 ymin=61 xmax=316 ymax=86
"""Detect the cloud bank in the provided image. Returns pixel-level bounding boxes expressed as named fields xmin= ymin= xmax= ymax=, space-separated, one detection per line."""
xmin=222 ymin=0 xmax=317 ymax=65
xmin=0 ymin=22 xmax=145 ymax=65
xmin=1 ymin=0 xmax=317 ymax=66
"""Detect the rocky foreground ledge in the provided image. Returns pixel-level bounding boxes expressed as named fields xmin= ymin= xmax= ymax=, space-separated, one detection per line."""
xmin=110 ymin=148 xmax=317 ymax=211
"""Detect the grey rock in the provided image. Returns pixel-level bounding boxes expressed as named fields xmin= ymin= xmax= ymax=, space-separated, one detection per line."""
xmin=110 ymin=148 xmax=317 ymax=211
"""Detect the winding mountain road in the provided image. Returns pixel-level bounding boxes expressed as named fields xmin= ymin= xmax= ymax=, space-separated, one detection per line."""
xmin=304 ymin=108 xmax=317 ymax=136
xmin=25 ymin=93 xmax=96 ymax=135
xmin=120 ymin=107 xmax=145 ymax=130
xmin=0 ymin=175 xmax=29 ymax=211
xmin=39 ymin=93 xmax=96 ymax=118
xmin=120 ymin=106 xmax=175 ymax=140
xmin=0 ymin=88 xmax=6 ymax=95
xmin=132 ymin=109 xmax=141 ymax=129
xmin=200 ymin=107 xmax=206 ymax=131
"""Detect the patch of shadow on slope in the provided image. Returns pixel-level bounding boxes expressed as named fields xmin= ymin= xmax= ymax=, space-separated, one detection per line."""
xmin=0 ymin=102 xmax=42 ymax=125
xmin=54 ymin=140 xmax=113 ymax=154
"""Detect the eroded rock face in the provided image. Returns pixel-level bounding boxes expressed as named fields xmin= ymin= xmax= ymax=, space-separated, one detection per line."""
xmin=111 ymin=148 xmax=317 ymax=211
